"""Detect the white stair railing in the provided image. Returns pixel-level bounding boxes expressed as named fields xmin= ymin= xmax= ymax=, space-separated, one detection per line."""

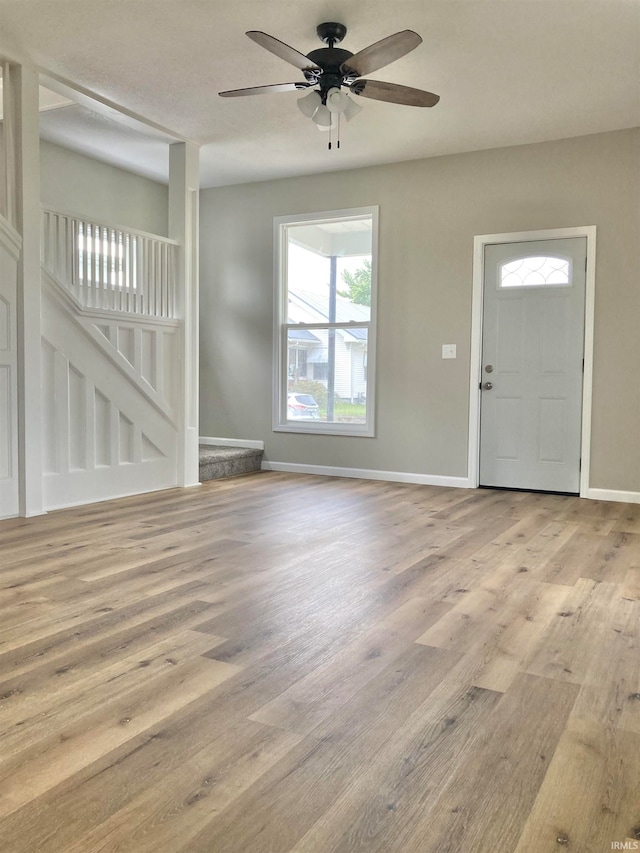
xmin=41 ymin=208 xmax=179 ymax=319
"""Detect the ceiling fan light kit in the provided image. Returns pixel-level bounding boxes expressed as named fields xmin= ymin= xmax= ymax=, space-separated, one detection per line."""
xmin=297 ymin=89 xmax=322 ymax=117
xmin=219 ymin=21 xmax=440 ymax=150
xmin=312 ymin=104 xmax=333 ymax=127
xmin=326 ymin=87 xmax=348 ymax=113
xmin=342 ymin=96 xmax=363 ymax=122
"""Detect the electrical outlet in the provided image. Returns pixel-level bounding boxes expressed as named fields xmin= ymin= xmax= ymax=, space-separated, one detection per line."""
xmin=442 ymin=344 xmax=457 ymax=359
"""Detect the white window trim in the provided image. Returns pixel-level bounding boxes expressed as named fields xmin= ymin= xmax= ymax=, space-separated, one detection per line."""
xmin=273 ymin=206 xmax=378 ymax=437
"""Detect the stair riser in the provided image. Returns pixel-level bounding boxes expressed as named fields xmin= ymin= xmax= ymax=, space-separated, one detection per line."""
xmin=199 ymin=458 xmax=262 ymax=482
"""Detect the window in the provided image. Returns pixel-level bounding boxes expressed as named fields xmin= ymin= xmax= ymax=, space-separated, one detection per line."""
xmin=274 ymin=207 xmax=378 ymax=436
xmin=500 ymin=256 xmax=571 ymax=288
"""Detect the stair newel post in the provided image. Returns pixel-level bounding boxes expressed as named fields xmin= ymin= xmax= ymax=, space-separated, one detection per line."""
xmin=169 ymin=141 xmax=200 ymax=488
xmin=15 ymin=64 xmax=44 ymax=515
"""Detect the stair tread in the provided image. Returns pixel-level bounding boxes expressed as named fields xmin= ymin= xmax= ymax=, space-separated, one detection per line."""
xmin=199 ymin=445 xmax=263 ymax=463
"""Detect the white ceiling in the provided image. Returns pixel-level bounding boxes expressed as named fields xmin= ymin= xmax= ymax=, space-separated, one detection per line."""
xmin=1 ymin=0 xmax=639 ymax=188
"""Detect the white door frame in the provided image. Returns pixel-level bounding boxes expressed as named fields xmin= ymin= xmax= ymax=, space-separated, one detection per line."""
xmin=468 ymin=226 xmax=597 ymax=497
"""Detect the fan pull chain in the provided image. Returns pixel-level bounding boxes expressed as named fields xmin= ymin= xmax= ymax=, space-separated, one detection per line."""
xmin=327 ymin=114 xmax=341 ymax=151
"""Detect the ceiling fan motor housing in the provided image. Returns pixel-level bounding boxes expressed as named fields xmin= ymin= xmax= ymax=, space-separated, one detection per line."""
xmin=304 ymin=22 xmax=359 ymax=102
xmin=316 ymin=22 xmax=347 ymax=46
xmin=305 ymin=48 xmax=355 ymax=94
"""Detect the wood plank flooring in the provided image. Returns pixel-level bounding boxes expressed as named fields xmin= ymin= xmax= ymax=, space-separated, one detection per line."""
xmin=0 ymin=473 xmax=639 ymax=852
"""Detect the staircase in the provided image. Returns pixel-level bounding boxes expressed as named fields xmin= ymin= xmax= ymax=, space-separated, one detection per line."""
xmin=40 ymin=209 xmax=182 ymax=510
xmin=199 ymin=445 xmax=264 ymax=482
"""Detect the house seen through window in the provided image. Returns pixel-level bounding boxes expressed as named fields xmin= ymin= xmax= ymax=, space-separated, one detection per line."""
xmin=275 ymin=207 xmax=378 ymax=436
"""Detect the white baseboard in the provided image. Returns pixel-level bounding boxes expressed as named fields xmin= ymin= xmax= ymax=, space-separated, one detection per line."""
xmin=586 ymin=488 xmax=640 ymax=504
xmin=43 ymin=481 xmax=178 ymax=512
xmin=43 ymin=459 xmax=178 ymax=512
xmin=199 ymin=436 xmax=265 ymax=450
xmin=261 ymin=460 xmax=471 ymax=489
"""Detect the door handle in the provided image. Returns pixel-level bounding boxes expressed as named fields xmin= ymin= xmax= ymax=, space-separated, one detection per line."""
xmin=482 ymin=381 xmax=493 ymax=390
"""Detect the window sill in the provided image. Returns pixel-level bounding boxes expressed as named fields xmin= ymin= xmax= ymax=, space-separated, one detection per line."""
xmin=273 ymin=423 xmax=375 ymax=438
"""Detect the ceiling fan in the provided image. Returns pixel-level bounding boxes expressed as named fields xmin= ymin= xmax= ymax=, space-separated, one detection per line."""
xmin=219 ymin=22 xmax=440 ymax=145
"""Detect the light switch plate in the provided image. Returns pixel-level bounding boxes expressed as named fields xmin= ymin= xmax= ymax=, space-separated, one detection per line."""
xmin=442 ymin=344 xmax=457 ymax=359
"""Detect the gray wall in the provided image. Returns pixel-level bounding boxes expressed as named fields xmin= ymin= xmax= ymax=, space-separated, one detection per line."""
xmin=40 ymin=140 xmax=168 ymax=236
xmin=200 ymin=128 xmax=640 ymax=493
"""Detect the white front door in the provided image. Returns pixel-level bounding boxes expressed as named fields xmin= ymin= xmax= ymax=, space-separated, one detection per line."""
xmin=479 ymin=238 xmax=586 ymax=493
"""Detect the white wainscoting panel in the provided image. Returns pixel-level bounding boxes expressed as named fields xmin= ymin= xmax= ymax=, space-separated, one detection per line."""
xmin=41 ymin=277 xmax=180 ymax=510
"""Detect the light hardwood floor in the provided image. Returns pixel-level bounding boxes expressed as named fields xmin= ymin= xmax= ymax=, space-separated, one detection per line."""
xmin=1 ymin=473 xmax=639 ymax=852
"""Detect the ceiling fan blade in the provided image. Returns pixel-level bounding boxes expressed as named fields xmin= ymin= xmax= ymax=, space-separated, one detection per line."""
xmin=350 ymin=79 xmax=440 ymax=107
xmin=219 ymin=82 xmax=311 ymax=98
xmin=341 ymin=30 xmax=422 ymax=77
xmin=246 ymin=31 xmax=319 ymax=73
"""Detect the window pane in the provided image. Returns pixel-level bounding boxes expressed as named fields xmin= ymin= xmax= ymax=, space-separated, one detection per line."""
xmin=286 ymin=217 xmax=373 ymax=324
xmin=287 ymin=327 xmax=368 ymax=425
xmin=500 ymin=256 xmax=571 ymax=288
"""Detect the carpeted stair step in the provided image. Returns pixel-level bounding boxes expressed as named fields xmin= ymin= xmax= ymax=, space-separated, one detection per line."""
xmin=199 ymin=444 xmax=263 ymax=482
